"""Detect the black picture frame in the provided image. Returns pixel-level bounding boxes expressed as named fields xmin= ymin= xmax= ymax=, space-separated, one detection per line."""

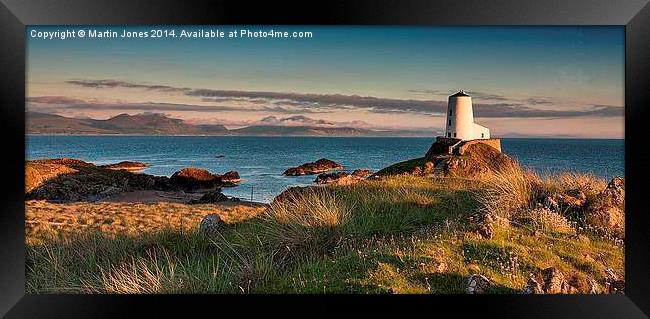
xmin=1 ymin=0 xmax=649 ymax=318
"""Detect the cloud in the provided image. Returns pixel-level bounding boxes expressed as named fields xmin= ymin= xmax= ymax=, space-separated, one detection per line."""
xmin=181 ymin=115 xmax=375 ymax=129
xmin=409 ymin=89 xmax=508 ymax=101
xmin=61 ymin=79 xmax=624 ymax=118
xmin=259 ymin=115 xmax=336 ymax=126
xmin=27 ymin=96 xmax=86 ymax=104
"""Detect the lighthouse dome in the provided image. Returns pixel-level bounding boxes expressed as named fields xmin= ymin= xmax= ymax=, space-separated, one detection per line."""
xmin=450 ymin=90 xmax=470 ymax=97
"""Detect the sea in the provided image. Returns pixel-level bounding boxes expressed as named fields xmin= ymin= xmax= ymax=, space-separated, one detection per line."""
xmin=26 ymin=136 xmax=624 ymax=203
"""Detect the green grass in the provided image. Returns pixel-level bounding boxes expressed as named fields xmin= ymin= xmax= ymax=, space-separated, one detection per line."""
xmin=26 ymin=175 xmax=624 ymax=294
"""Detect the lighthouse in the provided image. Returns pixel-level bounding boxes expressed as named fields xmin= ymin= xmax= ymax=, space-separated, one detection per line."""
xmin=445 ymin=90 xmax=490 ymax=140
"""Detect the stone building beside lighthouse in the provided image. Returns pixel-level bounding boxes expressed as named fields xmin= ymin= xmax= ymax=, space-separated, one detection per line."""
xmin=445 ymin=90 xmax=490 ymax=140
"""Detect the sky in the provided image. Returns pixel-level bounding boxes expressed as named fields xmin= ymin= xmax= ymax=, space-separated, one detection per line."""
xmin=26 ymin=26 xmax=624 ymax=138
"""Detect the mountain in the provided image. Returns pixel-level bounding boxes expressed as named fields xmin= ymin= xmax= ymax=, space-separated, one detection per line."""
xmin=27 ymin=112 xmax=228 ymax=135
xmin=26 ymin=112 xmax=436 ymax=137
xmin=230 ymin=125 xmax=375 ymax=136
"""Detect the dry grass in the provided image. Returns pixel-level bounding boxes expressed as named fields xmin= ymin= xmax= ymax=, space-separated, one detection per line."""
xmin=475 ymin=164 xmax=539 ymax=220
xmin=26 ymin=200 xmax=266 ymax=245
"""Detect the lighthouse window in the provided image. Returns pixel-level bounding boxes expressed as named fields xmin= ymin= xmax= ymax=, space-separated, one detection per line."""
xmin=481 ymin=133 xmax=484 ymax=138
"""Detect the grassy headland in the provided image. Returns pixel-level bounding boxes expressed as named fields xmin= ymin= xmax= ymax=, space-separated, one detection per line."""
xmin=26 ymin=165 xmax=624 ymax=293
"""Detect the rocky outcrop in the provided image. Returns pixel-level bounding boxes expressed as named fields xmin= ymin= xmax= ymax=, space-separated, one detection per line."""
xmin=521 ymin=267 xmax=603 ymax=294
xmin=199 ymin=214 xmax=226 ymax=235
xmin=314 ymin=169 xmax=373 ymax=185
xmin=283 ymin=158 xmax=343 ymax=176
xmin=425 ymin=136 xmax=501 ymax=157
xmin=169 ymin=167 xmax=240 ymax=190
xmin=100 ymin=161 xmax=148 ymax=171
xmin=221 ymin=171 xmax=241 ymax=184
xmin=25 ymin=158 xmax=239 ymax=202
xmin=374 ymin=143 xmax=516 ymax=179
xmin=188 ymin=190 xmax=229 ymax=204
xmin=26 ymin=158 xmax=170 ymax=201
xmin=466 ymin=274 xmax=491 ymax=294
xmin=583 ymin=177 xmax=625 ymax=238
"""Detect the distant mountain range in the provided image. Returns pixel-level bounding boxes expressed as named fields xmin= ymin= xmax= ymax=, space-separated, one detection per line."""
xmin=27 ymin=112 xmax=437 ymax=137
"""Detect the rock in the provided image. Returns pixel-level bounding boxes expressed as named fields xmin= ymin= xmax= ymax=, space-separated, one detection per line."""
xmin=423 ymin=162 xmax=435 ymax=174
xmin=100 ymin=161 xmax=148 ymax=171
xmin=543 ymin=196 xmax=560 ymax=211
xmin=199 ymin=214 xmax=225 ymax=234
xmin=608 ymin=280 xmax=625 ymax=294
xmin=283 ymin=158 xmax=343 ymax=176
xmin=314 ymin=172 xmax=351 ymax=184
xmin=557 ymin=190 xmax=586 ymax=208
xmin=466 ymin=274 xmax=491 ymax=294
xmin=522 ymin=277 xmax=543 ymax=294
xmin=188 ymin=190 xmax=229 ymax=204
xmin=586 ymin=206 xmax=624 ymax=237
xmin=541 ymin=267 xmax=570 ymax=294
xmin=603 ymin=177 xmax=625 ymax=206
xmin=351 ymin=169 xmax=373 ymax=178
xmin=221 ymin=171 xmax=241 ymax=184
xmin=376 ymin=143 xmax=516 ymax=179
xmin=567 ymin=273 xmax=591 ymax=293
xmin=604 ymin=268 xmax=619 ymax=281
xmin=314 ymin=169 xmax=373 ymax=185
xmin=583 ymin=177 xmax=625 ymax=238
xmin=170 ymin=167 xmax=218 ymax=189
xmin=170 ymin=167 xmax=240 ymax=190
xmin=25 ymin=157 xmax=239 ymax=201
xmin=523 ymin=267 xmax=575 ymax=294
xmin=476 ymin=213 xmax=495 ymax=239
xmin=588 ymin=279 xmax=600 ymax=294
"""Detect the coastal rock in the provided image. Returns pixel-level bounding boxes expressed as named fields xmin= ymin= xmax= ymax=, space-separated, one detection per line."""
xmin=100 ymin=161 xmax=148 ymax=171
xmin=221 ymin=171 xmax=241 ymax=184
xmin=466 ymin=274 xmax=491 ymax=294
xmin=603 ymin=177 xmax=625 ymax=206
xmin=541 ymin=267 xmax=570 ymax=294
xmin=522 ymin=277 xmax=544 ymax=294
xmin=25 ymin=158 xmax=238 ymax=201
xmin=199 ymin=214 xmax=225 ymax=234
xmin=522 ymin=267 xmax=575 ymax=294
xmin=170 ymin=167 xmax=240 ymax=190
xmin=557 ymin=189 xmax=587 ymax=208
xmin=606 ymin=280 xmax=625 ymax=294
xmin=584 ymin=177 xmax=625 ymax=238
xmin=188 ymin=190 xmax=229 ymax=204
xmin=374 ymin=143 xmax=516 ymax=179
xmin=283 ymin=158 xmax=343 ymax=176
xmin=476 ymin=213 xmax=495 ymax=239
xmin=314 ymin=169 xmax=373 ymax=185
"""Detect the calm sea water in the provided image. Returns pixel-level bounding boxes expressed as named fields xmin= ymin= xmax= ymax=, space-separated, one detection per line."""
xmin=26 ymin=136 xmax=624 ymax=203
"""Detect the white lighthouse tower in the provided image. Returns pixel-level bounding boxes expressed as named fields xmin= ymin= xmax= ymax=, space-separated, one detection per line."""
xmin=445 ymin=90 xmax=490 ymax=140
